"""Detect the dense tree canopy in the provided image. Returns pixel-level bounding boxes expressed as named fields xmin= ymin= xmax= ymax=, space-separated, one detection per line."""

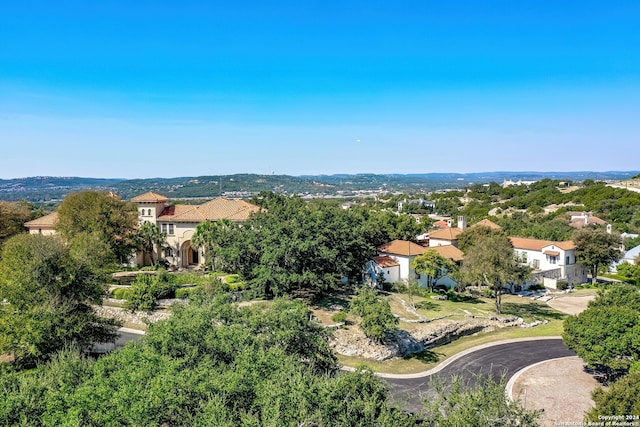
xmin=197 ymin=193 xmax=426 ymax=300
xmin=56 ymin=191 xmax=139 ymax=264
xmin=572 ymin=227 xmax=622 ymax=285
xmin=586 ymin=372 xmax=640 ymax=422
xmin=563 ymin=284 xmax=640 ymax=375
xmin=0 ymin=234 xmax=120 ymax=368
xmin=0 ymin=296 xmax=416 ymax=426
xmin=0 ymin=201 xmax=34 ymax=247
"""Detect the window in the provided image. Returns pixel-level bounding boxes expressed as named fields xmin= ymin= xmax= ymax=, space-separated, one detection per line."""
xmin=549 ymin=256 xmax=557 ymax=265
xmin=165 ymin=248 xmax=173 ymax=258
xmin=147 ymin=209 xmax=152 ymax=216
xmin=140 ymin=208 xmax=145 ymax=215
xmin=161 ymin=223 xmax=167 ymax=234
xmin=168 ymin=224 xmax=174 ymax=235
xmin=566 ymin=256 xmax=571 ymax=265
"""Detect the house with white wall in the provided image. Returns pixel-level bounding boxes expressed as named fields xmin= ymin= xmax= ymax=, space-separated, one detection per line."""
xmin=510 ymin=237 xmax=587 ymax=288
xmin=366 ymin=239 xmax=463 ymax=289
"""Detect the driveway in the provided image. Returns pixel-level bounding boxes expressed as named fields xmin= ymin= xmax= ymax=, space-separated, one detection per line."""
xmin=383 ymin=338 xmax=575 ymax=413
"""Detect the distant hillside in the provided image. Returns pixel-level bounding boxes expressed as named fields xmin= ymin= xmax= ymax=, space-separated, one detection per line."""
xmin=1 ymin=171 xmax=638 ymax=202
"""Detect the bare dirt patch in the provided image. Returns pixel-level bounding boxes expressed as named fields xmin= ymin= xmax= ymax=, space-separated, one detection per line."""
xmin=511 ymin=356 xmax=599 ymax=426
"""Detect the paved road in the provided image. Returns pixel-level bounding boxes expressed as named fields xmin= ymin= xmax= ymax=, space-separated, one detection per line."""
xmin=92 ymin=329 xmax=144 ymax=353
xmin=384 ymin=338 xmax=575 ymax=413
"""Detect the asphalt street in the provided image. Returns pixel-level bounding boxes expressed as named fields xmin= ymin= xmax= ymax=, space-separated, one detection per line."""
xmin=384 ymin=338 xmax=575 ymax=413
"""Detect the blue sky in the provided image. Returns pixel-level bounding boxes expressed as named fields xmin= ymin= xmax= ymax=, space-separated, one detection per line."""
xmin=1 ymin=1 xmax=639 ymax=178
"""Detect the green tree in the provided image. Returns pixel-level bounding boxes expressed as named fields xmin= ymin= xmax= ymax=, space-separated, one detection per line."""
xmin=616 ymin=262 xmax=640 ymax=285
xmin=422 ymin=375 xmax=541 ymax=427
xmin=134 ymin=221 xmax=167 ymax=266
xmin=191 ymin=219 xmax=233 ymax=271
xmin=563 ymin=284 xmax=640 ymax=376
xmin=219 ymin=195 xmax=378 ymax=299
xmin=586 ymin=372 xmax=640 ymax=422
xmin=0 ymin=234 xmax=121 ymax=368
xmin=0 ymin=201 xmax=34 ymax=246
xmin=461 ymin=231 xmax=519 ymax=314
xmin=350 ymin=286 xmax=398 ymax=343
xmin=56 ymin=190 xmax=139 ymax=264
xmin=572 ymin=227 xmax=622 ymax=285
xmin=411 ymin=249 xmax=456 ymax=292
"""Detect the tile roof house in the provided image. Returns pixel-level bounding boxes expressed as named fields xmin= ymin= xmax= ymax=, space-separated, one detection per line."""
xmin=367 ymin=239 xmax=463 ymax=289
xmin=134 ymin=193 xmax=260 ymax=267
xmin=510 ymin=237 xmax=587 ymax=287
xmin=24 ymin=212 xmax=58 ymax=236
xmin=24 ymin=191 xmax=260 ymax=269
xmin=567 ymin=212 xmax=607 ymax=228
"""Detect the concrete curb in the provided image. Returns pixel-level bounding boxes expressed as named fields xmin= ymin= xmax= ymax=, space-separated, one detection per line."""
xmin=119 ymin=327 xmax=146 ymax=335
xmin=505 ymin=355 xmax=580 ymax=400
xmin=342 ymin=336 xmax=563 ymax=379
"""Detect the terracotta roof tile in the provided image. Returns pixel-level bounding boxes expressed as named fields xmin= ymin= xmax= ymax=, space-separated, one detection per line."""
xmin=511 ymin=237 xmax=576 ymax=252
xmin=131 ymin=192 xmax=169 ymax=203
xmin=157 ymin=198 xmax=260 ymax=222
xmin=429 ymin=245 xmax=464 ymax=262
xmin=429 ymin=227 xmax=464 ymax=240
xmin=24 ymin=212 xmax=58 ymax=228
xmin=471 ymin=219 xmax=502 ymax=230
xmin=373 ymin=255 xmax=400 ymax=268
xmin=377 ymin=240 xmax=427 ymax=257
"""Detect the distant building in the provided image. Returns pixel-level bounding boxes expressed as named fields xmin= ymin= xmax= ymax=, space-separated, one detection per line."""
xmin=132 ymin=191 xmax=260 ymax=268
xmin=397 ymin=198 xmax=435 ymax=212
xmin=24 ymin=191 xmax=261 ymax=269
xmin=24 ymin=212 xmax=58 ymax=236
xmin=567 ymin=212 xmax=606 ymax=228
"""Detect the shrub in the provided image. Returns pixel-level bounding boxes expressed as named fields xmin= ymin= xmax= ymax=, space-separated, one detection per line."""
xmin=125 ymin=274 xmax=177 ymax=312
xmin=175 ymin=287 xmax=200 ymax=299
xmin=482 ymin=287 xmax=494 ymax=298
xmin=331 ymin=311 xmax=347 ymax=324
xmin=556 ymin=281 xmax=569 ymax=291
xmin=390 ymin=282 xmax=408 ymax=293
xmin=350 ymin=286 xmax=398 ymax=343
xmin=111 ymin=288 xmax=131 ymax=300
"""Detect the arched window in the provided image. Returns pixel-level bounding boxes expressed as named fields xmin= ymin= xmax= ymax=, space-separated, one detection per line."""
xmin=148 ymin=209 xmax=152 ymax=216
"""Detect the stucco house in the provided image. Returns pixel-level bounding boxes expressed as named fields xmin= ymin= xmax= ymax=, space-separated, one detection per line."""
xmin=24 ymin=212 xmax=58 ymax=235
xmin=24 ymin=191 xmax=261 ymax=269
xmin=366 ymin=239 xmax=463 ymax=289
xmin=510 ymin=237 xmax=587 ymax=288
xmin=131 ymin=191 xmax=260 ymax=268
xmin=620 ymin=245 xmax=640 ymax=266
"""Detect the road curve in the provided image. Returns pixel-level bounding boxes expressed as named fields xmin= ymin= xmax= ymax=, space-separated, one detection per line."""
xmin=383 ymin=338 xmax=575 ymax=413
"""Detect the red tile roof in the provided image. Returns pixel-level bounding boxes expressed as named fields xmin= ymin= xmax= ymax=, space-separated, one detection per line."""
xmin=377 ymin=240 xmax=427 ymax=257
xmin=131 ymin=192 xmax=170 ymax=203
xmin=373 ymin=255 xmax=400 ymax=268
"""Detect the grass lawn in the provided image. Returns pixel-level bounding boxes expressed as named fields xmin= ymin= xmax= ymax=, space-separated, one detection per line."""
xmin=337 ymin=319 xmax=564 ymax=375
xmin=337 ymin=290 xmax=568 ymax=375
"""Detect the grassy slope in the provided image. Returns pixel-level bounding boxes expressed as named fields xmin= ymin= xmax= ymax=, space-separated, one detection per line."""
xmin=336 ymin=292 xmax=569 ymax=374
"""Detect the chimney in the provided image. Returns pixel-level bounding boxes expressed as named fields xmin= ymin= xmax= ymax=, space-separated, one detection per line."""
xmin=458 ymin=216 xmax=467 ymax=230
xmin=447 ymin=219 xmax=452 ymax=227
xmin=606 ymin=224 xmax=612 ymax=234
